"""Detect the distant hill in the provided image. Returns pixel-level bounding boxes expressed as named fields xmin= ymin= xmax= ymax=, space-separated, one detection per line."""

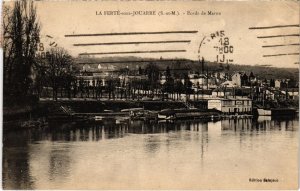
xmin=74 ymin=56 xmax=299 ymax=81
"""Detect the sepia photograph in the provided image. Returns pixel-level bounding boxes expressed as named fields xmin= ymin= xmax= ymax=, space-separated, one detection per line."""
xmin=1 ymin=0 xmax=299 ymax=190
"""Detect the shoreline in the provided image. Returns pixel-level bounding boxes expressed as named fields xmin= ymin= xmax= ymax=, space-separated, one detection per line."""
xmin=3 ymin=99 xmax=298 ymax=131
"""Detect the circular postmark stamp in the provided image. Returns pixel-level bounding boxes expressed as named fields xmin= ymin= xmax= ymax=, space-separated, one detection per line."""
xmin=197 ymin=30 xmax=235 ymax=66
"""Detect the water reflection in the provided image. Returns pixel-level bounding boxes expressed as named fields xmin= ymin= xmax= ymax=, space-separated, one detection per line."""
xmin=3 ymin=116 xmax=298 ymax=189
xmin=3 ymin=145 xmax=34 ymax=189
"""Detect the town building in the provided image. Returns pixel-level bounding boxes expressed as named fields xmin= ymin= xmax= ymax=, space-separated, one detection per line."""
xmin=119 ymin=74 xmax=148 ymax=84
xmin=211 ymin=87 xmax=234 ymax=97
xmin=275 ymin=80 xmax=282 ymax=88
xmin=186 ymin=73 xmax=208 ymax=89
xmin=207 ymin=97 xmax=252 ymax=114
xmin=74 ymin=62 xmax=120 ymax=86
xmin=231 ymin=72 xmax=242 ymax=87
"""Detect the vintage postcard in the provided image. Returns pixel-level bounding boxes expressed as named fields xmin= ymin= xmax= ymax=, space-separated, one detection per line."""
xmin=1 ymin=0 xmax=299 ymax=190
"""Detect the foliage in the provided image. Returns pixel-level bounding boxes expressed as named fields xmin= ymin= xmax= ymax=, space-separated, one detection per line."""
xmin=145 ymin=62 xmax=160 ymax=83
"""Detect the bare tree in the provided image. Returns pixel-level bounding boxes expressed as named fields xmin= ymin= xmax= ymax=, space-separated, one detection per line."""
xmin=2 ymin=1 xmax=40 ymax=97
xmin=38 ymin=47 xmax=74 ymax=100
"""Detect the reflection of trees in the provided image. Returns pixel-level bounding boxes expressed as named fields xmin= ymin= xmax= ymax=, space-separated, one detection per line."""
xmin=3 ymin=148 xmax=34 ymax=189
xmin=144 ymin=135 xmax=161 ymax=153
xmin=46 ymin=117 xmax=298 ymax=142
xmin=200 ymin=122 xmax=208 ymax=161
xmin=3 ymin=131 xmax=34 ymax=189
xmin=221 ymin=119 xmax=253 ymax=131
xmin=220 ymin=117 xmax=298 ymax=133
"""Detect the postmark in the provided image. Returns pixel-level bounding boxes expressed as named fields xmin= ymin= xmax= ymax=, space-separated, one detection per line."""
xmin=197 ymin=30 xmax=234 ymax=65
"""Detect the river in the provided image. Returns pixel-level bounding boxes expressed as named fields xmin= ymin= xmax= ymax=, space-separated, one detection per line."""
xmin=2 ymin=116 xmax=298 ymax=189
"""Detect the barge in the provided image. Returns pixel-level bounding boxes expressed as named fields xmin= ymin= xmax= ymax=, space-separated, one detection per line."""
xmin=158 ymin=108 xmax=222 ymax=120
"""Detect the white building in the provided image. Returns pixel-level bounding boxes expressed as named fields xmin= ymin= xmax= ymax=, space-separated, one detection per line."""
xmin=275 ymin=80 xmax=281 ymax=88
xmin=184 ymin=74 xmax=207 ymax=88
xmin=231 ymin=72 xmax=242 ymax=87
xmin=208 ymin=97 xmax=252 ymax=114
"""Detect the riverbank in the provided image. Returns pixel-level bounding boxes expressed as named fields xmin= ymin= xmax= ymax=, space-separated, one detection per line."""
xmin=3 ymin=99 xmax=207 ymax=131
xmin=39 ymin=98 xmax=207 ymax=113
xmin=3 ymin=97 xmax=297 ymax=131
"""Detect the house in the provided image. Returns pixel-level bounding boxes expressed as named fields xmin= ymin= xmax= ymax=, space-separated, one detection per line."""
xmin=231 ymin=72 xmax=242 ymax=87
xmin=82 ymin=64 xmax=91 ymax=71
xmin=220 ymin=80 xmax=238 ymax=88
xmin=231 ymin=72 xmax=256 ymax=87
xmin=76 ymin=75 xmax=106 ymax=86
xmin=119 ymin=74 xmax=148 ymax=84
xmin=207 ymin=97 xmax=252 ymax=114
xmin=80 ymin=63 xmax=117 ymax=74
xmin=275 ymin=80 xmax=281 ymax=88
xmin=287 ymin=88 xmax=299 ymax=100
xmin=279 ymin=88 xmax=299 ymax=100
xmin=212 ymin=87 xmax=234 ymax=97
xmin=188 ymin=73 xmax=207 ymax=87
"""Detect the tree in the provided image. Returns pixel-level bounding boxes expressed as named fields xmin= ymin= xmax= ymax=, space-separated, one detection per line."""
xmin=3 ymin=1 xmax=40 ymax=97
xmin=174 ymin=80 xmax=184 ymax=100
xmin=145 ymin=62 xmax=160 ymax=83
xmin=38 ymin=47 xmax=74 ymax=100
xmin=249 ymin=71 xmax=255 ymax=80
xmin=241 ymin=73 xmax=249 ymax=86
xmin=166 ymin=66 xmax=171 ymax=80
xmin=163 ymin=66 xmax=173 ymax=95
xmin=138 ymin=66 xmax=143 ymax=75
xmin=145 ymin=62 xmax=160 ymax=96
xmin=162 ymin=77 xmax=174 ymax=98
xmin=183 ymin=74 xmax=193 ymax=99
xmin=288 ymin=78 xmax=296 ymax=88
xmin=270 ymin=79 xmax=275 ymax=87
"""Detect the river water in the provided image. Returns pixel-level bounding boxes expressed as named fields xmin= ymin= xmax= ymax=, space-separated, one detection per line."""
xmin=2 ymin=116 xmax=299 ymax=190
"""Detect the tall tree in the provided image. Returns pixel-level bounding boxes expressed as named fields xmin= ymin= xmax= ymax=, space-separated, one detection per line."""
xmin=166 ymin=66 xmax=171 ymax=80
xmin=183 ymin=74 xmax=193 ymax=99
xmin=3 ymin=1 xmax=40 ymax=96
xmin=145 ymin=62 xmax=160 ymax=96
xmin=145 ymin=62 xmax=160 ymax=83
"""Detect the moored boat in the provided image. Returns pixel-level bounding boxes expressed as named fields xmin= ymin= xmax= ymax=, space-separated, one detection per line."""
xmin=158 ymin=108 xmax=221 ymax=120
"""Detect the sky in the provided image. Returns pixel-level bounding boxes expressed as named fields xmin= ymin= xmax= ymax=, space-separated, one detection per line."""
xmin=6 ymin=1 xmax=300 ymax=68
